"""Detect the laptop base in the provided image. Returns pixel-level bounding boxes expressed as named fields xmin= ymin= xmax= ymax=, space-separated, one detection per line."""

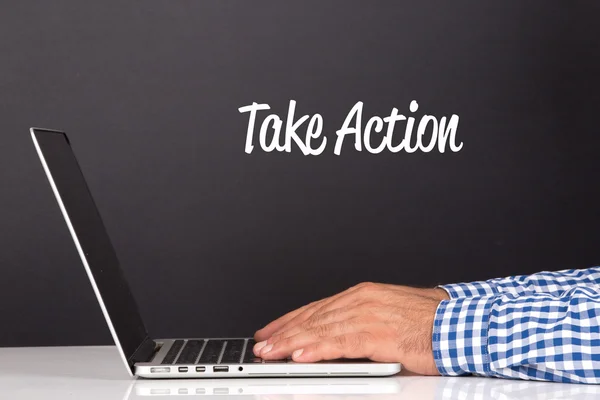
xmin=135 ymin=338 xmax=401 ymax=378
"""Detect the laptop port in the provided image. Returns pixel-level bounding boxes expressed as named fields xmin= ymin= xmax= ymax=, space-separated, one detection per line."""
xmin=196 ymin=366 xmax=206 ymax=372
xmin=178 ymin=367 xmax=188 ymax=373
xmin=213 ymin=366 xmax=229 ymax=372
xmin=150 ymin=367 xmax=170 ymax=373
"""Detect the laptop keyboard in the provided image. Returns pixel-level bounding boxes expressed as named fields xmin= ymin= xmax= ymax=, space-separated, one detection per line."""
xmin=176 ymin=340 xmax=203 ymax=364
xmin=161 ymin=340 xmax=184 ymax=364
xmin=161 ymin=338 xmax=279 ymax=365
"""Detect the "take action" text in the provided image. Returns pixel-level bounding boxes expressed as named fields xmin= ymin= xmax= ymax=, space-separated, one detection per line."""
xmin=238 ymin=100 xmax=462 ymax=156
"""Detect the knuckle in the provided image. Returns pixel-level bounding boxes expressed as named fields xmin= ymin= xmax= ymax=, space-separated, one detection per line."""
xmin=348 ymin=335 xmax=362 ymax=350
xmin=313 ymin=324 xmax=330 ymax=337
xmin=356 ymin=333 xmax=370 ymax=346
xmin=302 ymin=319 xmax=316 ymax=330
xmin=357 ymin=333 xmax=375 ymax=357
xmin=334 ymin=335 xmax=348 ymax=347
xmin=318 ymin=309 xmax=336 ymax=322
xmin=280 ymin=336 xmax=295 ymax=348
xmin=336 ymin=320 xmax=348 ymax=332
xmin=311 ymin=308 xmax=324 ymax=319
xmin=271 ymin=332 xmax=284 ymax=341
xmin=353 ymin=333 xmax=371 ymax=351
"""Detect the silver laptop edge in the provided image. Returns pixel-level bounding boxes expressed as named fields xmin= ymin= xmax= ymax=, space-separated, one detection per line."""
xmin=30 ymin=127 xmax=401 ymax=379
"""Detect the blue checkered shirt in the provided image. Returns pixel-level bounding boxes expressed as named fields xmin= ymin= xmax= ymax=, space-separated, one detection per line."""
xmin=433 ymin=266 xmax=600 ymax=383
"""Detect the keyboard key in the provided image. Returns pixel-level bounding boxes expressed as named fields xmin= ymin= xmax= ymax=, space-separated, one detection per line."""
xmin=220 ymin=340 xmax=246 ymax=364
xmin=176 ymin=340 xmax=205 ymax=364
xmin=161 ymin=340 xmax=184 ymax=365
xmin=243 ymin=339 xmax=262 ymax=363
xmin=197 ymin=339 xmax=225 ymax=364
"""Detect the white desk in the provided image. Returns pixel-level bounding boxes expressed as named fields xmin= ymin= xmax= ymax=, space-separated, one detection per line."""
xmin=0 ymin=346 xmax=598 ymax=399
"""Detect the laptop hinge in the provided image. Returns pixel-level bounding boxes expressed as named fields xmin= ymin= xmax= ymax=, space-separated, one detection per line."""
xmin=128 ymin=336 xmax=158 ymax=367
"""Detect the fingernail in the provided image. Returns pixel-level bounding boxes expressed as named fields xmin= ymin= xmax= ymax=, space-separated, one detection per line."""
xmin=261 ymin=344 xmax=273 ymax=355
xmin=254 ymin=341 xmax=267 ymax=353
xmin=292 ymin=349 xmax=304 ymax=359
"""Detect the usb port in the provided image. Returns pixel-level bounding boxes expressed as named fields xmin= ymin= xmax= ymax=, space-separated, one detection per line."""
xmin=178 ymin=367 xmax=188 ymax=373
xmin=196 ymin=366 xmax=206 ymax=372
xmin=213 ymin=366 xmax=229 ymax=373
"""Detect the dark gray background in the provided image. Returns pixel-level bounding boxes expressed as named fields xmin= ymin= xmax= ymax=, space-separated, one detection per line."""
xmin=1 ymin=1 xmax=599 ymax=347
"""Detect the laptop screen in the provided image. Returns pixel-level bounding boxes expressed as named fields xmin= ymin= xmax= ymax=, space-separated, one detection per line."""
xmin=31 ymin=129 xmax=148 ymax=368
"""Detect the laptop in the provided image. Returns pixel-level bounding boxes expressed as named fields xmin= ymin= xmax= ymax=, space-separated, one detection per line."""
xmin=30 ymin=127 xmax=401 ymax=379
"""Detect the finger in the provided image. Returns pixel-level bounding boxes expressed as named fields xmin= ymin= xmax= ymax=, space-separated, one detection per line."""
xmin=260 ymin=319 xmax=362 ymax=360
xmin=291 ymin=333 xmax=374 ymax=363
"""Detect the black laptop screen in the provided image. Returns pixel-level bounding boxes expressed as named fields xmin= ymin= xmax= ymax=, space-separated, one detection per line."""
xmin=32 ymin=129 xmax=148 ymax=364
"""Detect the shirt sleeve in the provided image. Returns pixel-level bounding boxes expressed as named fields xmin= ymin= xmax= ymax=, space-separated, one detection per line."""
xmin=432 ymin=286 xmax=600 ymax=383
xmin=438 ymin=266 xmax=600 ymax=299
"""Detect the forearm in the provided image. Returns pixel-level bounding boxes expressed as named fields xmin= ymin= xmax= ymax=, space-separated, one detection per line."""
xmin=439 ymin=266 xmax=600 ymax=299
xmin=433 ymin=286 xmax=600 ymax=383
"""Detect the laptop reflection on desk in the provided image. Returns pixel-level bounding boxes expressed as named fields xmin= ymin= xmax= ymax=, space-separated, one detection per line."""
xmin=131 ymin=377 xmax=401 ymax=397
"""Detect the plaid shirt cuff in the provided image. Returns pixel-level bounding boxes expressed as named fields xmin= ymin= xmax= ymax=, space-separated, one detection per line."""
xmin=432 ymin=296 xmax=495 ymax=376
xmin=438 ymin=281 xmax=499 ymax=299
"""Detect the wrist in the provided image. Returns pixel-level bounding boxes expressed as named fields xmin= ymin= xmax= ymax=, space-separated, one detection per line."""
xmin=418 ymin=287 xmax=450 ymax=301
xmin=431 ymin=287 xmax=450 ymax=301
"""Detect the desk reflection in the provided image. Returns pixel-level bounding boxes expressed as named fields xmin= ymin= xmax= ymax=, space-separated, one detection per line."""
xmin=129 ymin=377 xmax=400 ymax=398
xmin=127 ymin=375 xmax=600 ymax=400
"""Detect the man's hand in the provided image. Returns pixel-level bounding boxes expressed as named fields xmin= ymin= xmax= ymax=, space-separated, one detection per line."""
xmin=253 ymin=282 xmax=449 ymax=376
